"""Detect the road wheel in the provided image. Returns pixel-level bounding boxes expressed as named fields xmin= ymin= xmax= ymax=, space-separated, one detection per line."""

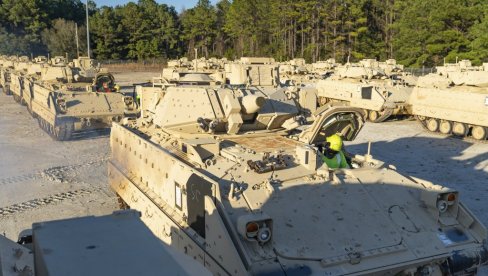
xmin=368 ymin=110 xmax=380 ymax=122
xmin=426 ymin=118 xmax=439 ymax=132
xmin=453 ymin=122 xmax=468 ymax=136
xmin=471 ymin=126 xmax=487 ymax=140
xmin=439 ymin=121 xmax=452 ymax=134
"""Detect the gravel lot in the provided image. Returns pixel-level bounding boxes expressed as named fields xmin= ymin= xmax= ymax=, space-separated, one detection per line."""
xmin=0 ymin=72 xmax=487 ymax=274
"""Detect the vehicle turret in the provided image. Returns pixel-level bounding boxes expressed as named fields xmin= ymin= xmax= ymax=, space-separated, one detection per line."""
xmin=224 ymin=57 xmax=280 ymax=87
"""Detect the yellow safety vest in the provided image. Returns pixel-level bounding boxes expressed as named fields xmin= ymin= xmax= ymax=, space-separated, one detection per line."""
xmin=323 ymin=151 xmax=349 ymax=169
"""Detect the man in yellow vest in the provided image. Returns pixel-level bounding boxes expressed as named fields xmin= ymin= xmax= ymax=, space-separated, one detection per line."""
xmin=322 ymin=134 xmax=350 ymax=169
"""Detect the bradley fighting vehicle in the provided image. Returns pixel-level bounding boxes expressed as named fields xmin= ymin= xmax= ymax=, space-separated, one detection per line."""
xmin=157 ymin=57 xmax=226 ymax=87
xmin=9 ymin=56 xmax=32 ymax=104
xmin=315 ymin=59 xmax=416 ymax=122
xmin=108 ymin=64 xmax=488 ymax=275
xmin=410 ymin=60 xmax=488 ymax=140
xmin=20 ymin=56 xmax=48 ymax=115
xmin=0 ymin=56 xmax=16 ymax=95
xmin=0 ymin=210 xmax=210 ymax=276
xmin=30 ymin=56 xmax=137 ymax=140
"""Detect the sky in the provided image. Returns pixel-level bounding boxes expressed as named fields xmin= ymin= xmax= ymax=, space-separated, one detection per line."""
xmin=94 ymin=0 xmax=217 ymax=11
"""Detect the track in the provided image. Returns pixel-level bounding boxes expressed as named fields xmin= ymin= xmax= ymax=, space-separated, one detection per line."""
xmin=0 ymin=188 xmax=99 ymax=218
xmin=0 ymin=158 xmax=108 ymax=187
xmin=37 ymin=116 xmax=74 ymax=141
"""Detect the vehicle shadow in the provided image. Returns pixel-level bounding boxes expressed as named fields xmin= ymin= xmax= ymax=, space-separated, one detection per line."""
xmin=347 ymin=135 xmax=488 ymax=225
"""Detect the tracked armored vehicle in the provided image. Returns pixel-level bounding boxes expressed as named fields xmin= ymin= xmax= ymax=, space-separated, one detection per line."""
xmin=9 ymin=56 xmax=31 ymax=104
xmin=21 ymin=56 xmax=48 ymax=115
xmin=109 ymin=80 xmax=488 ymax=275
xmin=0 ymin=56 xmax=16 ymax=95
xmin=30 ymin=57 xmax=137 ymax=141
xmin=224 ymin=57 xmax=280 ymax=87
xmin=316 ymin=59 xmax=415 ymax=122
xmin=0 ymin=210 xmax=209 ymax=276
xmin=410 ymin=61 xmax=488 ymax=140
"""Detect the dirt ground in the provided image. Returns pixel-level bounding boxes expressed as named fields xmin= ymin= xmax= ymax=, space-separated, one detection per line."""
xmin=0 ymin=72 xmax=487 ymax=274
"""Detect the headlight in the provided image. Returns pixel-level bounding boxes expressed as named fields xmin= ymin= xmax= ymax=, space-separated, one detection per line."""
xmin=257 ymin=227 xmax=272 ymax=243
xmin=437 ymin=200 xmax=448 ymax=213
xmin=421 ymin=188 xmax=459 ymax=218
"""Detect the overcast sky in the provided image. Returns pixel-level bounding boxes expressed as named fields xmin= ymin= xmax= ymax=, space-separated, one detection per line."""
xmin=94 ymin=0 xmax=217 ymax=11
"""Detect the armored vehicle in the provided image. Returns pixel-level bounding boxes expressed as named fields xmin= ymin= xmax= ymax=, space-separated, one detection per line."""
xmin=279 ymin=58 xmax=323 ymax=87
xmin=20 ymin=56 xmax=48 ymax=115
xmin=30 ymin=57 xmax=137 ymax=140
xmin=0 ymin=210 xmax=209 ymax=276
xmin=0 ymin=56 xmax=16 ymax=95
xmin=109 ymin=82 xmax=488 ymax=275
xmin=9 ymin=56 xmax=31 ymax=104
xmin=410 ymin=62 xmax=488 ymax=140
xmin=225 ymin=57 xmax=280 ymax=87
xmin=309 ymin=58 xmax=338 ymax=76
xmin=315 ymin=59 xmax=415 ymax=122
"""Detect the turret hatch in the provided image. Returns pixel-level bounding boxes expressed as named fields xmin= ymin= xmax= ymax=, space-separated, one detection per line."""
xmin=298 ymin=105 xmax=366 ymax=146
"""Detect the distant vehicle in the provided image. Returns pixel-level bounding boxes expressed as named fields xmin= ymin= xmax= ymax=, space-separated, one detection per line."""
xmin=29 ymin=56 xmax=137 ymax=140
xmin=410 ymin=60 xmax=488 ymax=140
xmin=315 ymin=59 xmax=416 ymax=122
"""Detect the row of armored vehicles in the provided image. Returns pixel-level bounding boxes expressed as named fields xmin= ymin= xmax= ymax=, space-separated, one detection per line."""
xmin=158 ymin=56 xmax=488 ymax=141
xmin=1 ymin=53 xmax=488 ymax=275
xmin=0 ymin=55 xmax=137 ymax=140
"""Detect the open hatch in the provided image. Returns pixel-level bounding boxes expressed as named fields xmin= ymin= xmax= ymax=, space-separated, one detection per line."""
xmin=297 ymin=105 xmax=366 ymax=146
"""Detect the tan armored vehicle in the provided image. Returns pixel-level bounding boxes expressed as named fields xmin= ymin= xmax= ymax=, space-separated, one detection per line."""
xmin=435 ymin=59 xmax=480 ymax=76
xmin=20 ymin=56 xmax=48 ymax=114
xmin=410 ymin=61 xmax=488 ymax=140
xmin=279 ymin=58 xmax=323 ymax=86
xmin=224 ymin=57 xmax=280 ymax=87
xmin=109 ymin=81 xmax=488 ymax=275
xmin=167 ymin=57 xmax=193 ymax=69
xmin=9 ymin=56 xmax=31 ymax=104
xmin=30 ymin=56 xmax=137 ymax=140
xmin=0 ymin=56 xmax=16 ymax=95
xmin=315 ymin=59 xmax=415 ymax=122
xmin=0 ymin=210 xmax=209 ymax=276
xmin=310 ymin=58 xmax=338 ymax=76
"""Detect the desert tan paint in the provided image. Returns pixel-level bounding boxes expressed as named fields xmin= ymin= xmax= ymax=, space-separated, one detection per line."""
xmin=109 ymin=83 xmax=487 ymax=275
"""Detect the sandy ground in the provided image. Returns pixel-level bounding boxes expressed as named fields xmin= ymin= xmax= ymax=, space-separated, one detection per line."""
xmin=0 ymin=72 xmax=487 ymax=274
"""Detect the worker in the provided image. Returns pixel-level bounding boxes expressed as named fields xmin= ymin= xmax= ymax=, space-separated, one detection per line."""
xmin=101 ymin=81 xmax=111 ymax=92
xmin=322 ymin=134 xmax=350 ymax=169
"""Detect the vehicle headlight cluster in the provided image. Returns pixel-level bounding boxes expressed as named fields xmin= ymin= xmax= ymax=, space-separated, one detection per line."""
xmin=237 ymin=213 xmax=273 ymax=245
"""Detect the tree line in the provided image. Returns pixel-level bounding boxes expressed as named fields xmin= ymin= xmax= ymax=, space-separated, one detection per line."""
xmin=1 ymin=0 xmax=487 ymax=67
